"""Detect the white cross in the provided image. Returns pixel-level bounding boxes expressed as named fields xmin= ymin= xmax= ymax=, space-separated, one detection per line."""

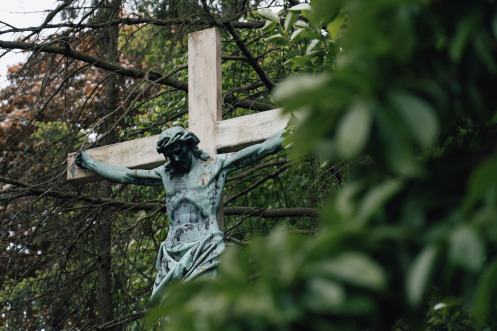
xmin=67 ymin=28 xmax=288 ymax=185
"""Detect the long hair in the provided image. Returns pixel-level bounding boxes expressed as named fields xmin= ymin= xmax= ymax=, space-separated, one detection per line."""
xmin=155 ymin=127 xmax=210 ymax=161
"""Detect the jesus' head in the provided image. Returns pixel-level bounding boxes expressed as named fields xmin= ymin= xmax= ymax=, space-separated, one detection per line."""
xmin=156 ymin=127 xmax=210 ymax=173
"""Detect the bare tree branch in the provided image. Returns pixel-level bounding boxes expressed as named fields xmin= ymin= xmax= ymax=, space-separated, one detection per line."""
xmin=224 ymin=21 xmax=275 ymax=91
xmin=0 ymin=40 xmax=274 ymax=111
xmin=22 ymin=0 xmax=73 ymax=41
xmin=83 ymin=310 xmax=145 ymax=331
xmin=1 ymin=176 xmax=318 ymax=218
xmin=226 ymin=159 xmax=288 ymax=182
xmin=224 ymin=206 xmax=318 ymax=218
xmin=224 ymin=163 xmax=292 ymax=205
xmin=0 ymin=18 xmax=264 ymax=36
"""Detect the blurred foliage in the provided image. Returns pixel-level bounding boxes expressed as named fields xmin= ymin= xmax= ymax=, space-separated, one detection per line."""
xmin=148 ymin=229 xmax=388 ymax=330
xmin=148 ymin=0 xmax=497 ymax=330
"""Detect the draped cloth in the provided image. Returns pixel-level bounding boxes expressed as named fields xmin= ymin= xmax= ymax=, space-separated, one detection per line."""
xmin=150 ymin=231 xmax=225 ymax=304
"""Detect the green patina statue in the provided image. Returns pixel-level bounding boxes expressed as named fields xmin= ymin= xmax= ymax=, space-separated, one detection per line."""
xmin=75 ymin=126 xmax=284 ymax=304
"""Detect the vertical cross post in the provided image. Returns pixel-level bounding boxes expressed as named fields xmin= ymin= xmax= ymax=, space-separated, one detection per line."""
xmin=188 ymin=28 xmax=222 ymax=156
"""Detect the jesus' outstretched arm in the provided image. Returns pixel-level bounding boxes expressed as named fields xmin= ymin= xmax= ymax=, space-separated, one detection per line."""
xmin=221 ymin=129 xmax=285 ymax=174
xmin=75 ymin=152 xmax=163 ymax=186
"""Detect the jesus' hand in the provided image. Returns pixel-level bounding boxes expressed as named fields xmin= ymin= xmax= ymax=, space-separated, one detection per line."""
xmin=75 ymin=152 xmax=93 ymax=169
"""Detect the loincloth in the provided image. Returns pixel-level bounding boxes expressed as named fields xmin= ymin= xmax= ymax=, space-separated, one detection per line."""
xmin=150 ymin=231 xmax=225 ymax=304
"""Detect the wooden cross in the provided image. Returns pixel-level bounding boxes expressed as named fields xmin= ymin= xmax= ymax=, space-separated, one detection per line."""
xmin=67 ymin=28 xmax=288 ymax=185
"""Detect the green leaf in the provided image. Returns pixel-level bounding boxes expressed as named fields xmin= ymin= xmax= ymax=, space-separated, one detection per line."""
xmin=284 ymin=11 xmax=297 ymax=32
xmin=261 ymin=20 xmax=278 ymax=33
xmin=313 ymin=0 xmax=346 ymax=25
xmin=450 ymin=10 xmax=479 ymax=63
xmin=389 ymin=91 xmax=438 ymax=148
xmin=290 ymin=28 xmax=304 ymax=41
xmin=306 ymin=39 xmax=322 ymax=55
xmin=493 ymin=13 xmax=497 ymax=39
xmin=376 ymin=111 xmax=423 ymax=177
xmin=406 ymin=245 xmax=439 ymax=307
xmin=289 ymin=3 xmax=311 ymax=11
xmin=336 ymin=102 xmax=372 ymax=159
xmin=333 ymin=182 xmax=362 ymax=218
xmin=318 ymin=252 xmax=386 ymax=291
xmin=327 ymin=13 xmax=346 ymax=41
xmin=295 ymin=20 xmax=309 ymax=28
xmin=304 ymin=278 xmax=346 ymax=312
xmin=474 ymin=31 xmax=497 ymax=74
xmin=449 ymin=226 xmax=484 ymax=272
xmin=473 ymin=261 xmax=497 ymax=324
xmin=272 ymin=73 xmax=331 ymax=110
xmin=258 ymin=8 xmax=279 ymax=22
xmin=283 ymin=55 xmax=311 ymax=69
xmin=264 ymin=34 xmax=289 ymax=46
xmin=290 ymin=28 xmax=320 ymax=42
xmin=312 ymin=0 xmax=343 ymax=23
xmin=357 ymin=179 xmax=403 ymax=222
xmin=462 ymin=156 xmax=497 ymax=212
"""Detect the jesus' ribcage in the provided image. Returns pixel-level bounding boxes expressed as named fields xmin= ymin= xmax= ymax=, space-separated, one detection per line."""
xmin=166 ymin=199 xmax=218 ymax=249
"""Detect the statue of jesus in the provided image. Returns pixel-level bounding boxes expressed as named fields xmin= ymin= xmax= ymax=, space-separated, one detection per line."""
xmin=75 ymin=126 xmax=284 ymax=304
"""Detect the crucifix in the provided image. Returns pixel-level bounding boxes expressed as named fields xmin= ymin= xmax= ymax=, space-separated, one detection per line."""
xmin=67 ymin=28 xmax=288 ymax=185
xmin=67 ymin=28 xmax=289 ymax=304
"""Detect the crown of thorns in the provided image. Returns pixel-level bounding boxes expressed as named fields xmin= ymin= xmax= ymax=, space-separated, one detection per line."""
xmin=155 ymin=127 xmax=200 ymax=155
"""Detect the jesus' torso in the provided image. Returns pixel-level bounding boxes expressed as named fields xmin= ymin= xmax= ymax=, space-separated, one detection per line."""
xmin=156 ymin=154 xmax=230 ymax=248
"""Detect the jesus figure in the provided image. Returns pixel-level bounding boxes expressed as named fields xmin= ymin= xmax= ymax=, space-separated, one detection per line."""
xmin=75 ymin=126 xmax=284 ymax=303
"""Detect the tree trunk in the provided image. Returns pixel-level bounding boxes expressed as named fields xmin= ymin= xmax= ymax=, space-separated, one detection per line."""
xmin=95 ymin=0 xmax=121 ymax=327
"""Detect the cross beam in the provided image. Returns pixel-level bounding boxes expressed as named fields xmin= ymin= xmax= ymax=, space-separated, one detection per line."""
xmin=67 ymin=28 xmax=288 ymax=185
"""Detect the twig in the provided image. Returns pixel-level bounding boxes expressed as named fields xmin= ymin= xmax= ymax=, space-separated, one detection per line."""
xmin=224 ymin=21 xmax=275 ymax=91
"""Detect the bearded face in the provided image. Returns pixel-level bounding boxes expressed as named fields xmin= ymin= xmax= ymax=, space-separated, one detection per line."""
xmin=165 ymin=143 xmax=193 ymax=173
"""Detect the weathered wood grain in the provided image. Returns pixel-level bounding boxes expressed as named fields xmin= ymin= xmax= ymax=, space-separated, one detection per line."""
xmin=188 ymin=28 xmax=222 ymax=156
xmin=216 ymin=108 xmax=288 ymax=153
xmin=67 ymin=135 xmax=164 ymax=184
